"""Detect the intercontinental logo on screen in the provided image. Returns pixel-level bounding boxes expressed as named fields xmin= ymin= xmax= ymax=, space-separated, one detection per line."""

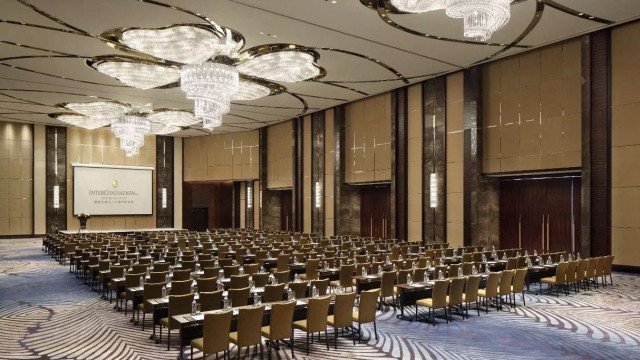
xmin=88 ymin=179 xmax=139 ymax=205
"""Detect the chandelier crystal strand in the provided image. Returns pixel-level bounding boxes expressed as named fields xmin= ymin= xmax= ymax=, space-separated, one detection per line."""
xmin=237 ymin=51 xmax=320 ymax=82
xmin=389 ymin=0 xmax=446 ymax=13
xmin=95 ymin=61 xmax=181 ymax=89
xmin=232 ymin=80 xmax=271 ymax=101
xmin=56 ymin=114 xmax=110 ymax=130
xmin=65 ymin=101 xmax=130 ymax=121
xmin=181 ymin=62 xmax=239 ymax=130
xmin=111 ymin=114 xmax=151 ymax=157
xmin=446 ymin=0 xmax=511 ymax=41
xmin=148 ymin=110 xmax=199 ymax=127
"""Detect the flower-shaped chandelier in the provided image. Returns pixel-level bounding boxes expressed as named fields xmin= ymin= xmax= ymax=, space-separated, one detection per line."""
xmin=50 ymin=101 xmax=198 ymax=156
xmin=88 ymin=23 xmax=324 ymax=130
xmin=389 ymin=0 xmax=512 ymax=41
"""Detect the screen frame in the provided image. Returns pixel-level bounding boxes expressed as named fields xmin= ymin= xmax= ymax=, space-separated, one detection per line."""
xmin=72 ymin=163 xmax=154 ymax=216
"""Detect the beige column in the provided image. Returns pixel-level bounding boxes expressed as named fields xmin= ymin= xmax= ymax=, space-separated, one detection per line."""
xmin=407 ymin=84 xmax=423 ymax=242
xmin=303 ymin=115 xmax=312 ymax=233
xmin=33 ymin=124 xmax=46 ymax=235
xmin=446 ymin=72 xmax=464 ymax=247
xmin=174 ymin=137 xmax=183 ymax=229
xmin=324 ymin=109 xmax=335 ymax=236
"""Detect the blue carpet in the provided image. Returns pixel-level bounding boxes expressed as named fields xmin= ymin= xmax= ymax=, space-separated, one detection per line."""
xmin=1 ymin=238 xmax=639 ymax=359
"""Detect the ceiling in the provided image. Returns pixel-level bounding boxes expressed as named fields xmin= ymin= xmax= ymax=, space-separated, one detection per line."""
xmin=1 ymin=0 xmax=639 ymax=137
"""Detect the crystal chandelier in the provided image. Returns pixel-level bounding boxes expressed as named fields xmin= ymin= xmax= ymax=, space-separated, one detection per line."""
xmin=94 ymin=59 xmax=181 ymax=90
xmin=111 ymin=114 xmax=151 ymax=157
xmin=150 ymin=122 xmax=181 ymax=135
xmin=232 ymin=80 xmax=271 ymax=101
xmin=180 ymin=62 xmax=239 ymax=130
xmin=64 ymin=101 xmax=130 ymax=121
xmin=389 ymin=0 xmax=446 ymax=13
xmin=55 ymin=114 xmax=111 ymax=130
xmin=237 ymin=50 xmax=321 ymax=82
xmin=147 ymin=110 xmax=199 ymax=127
xmin=446 ymin=0 xmax=511 ymax=41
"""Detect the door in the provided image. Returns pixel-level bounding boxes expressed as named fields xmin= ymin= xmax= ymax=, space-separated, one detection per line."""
xmin=280 ymin=190 xmax=293 ymax=231
xmin=499 ymin=177 xmax=580 ymax=253
xmin=190 ymin=208 xmax=208 ymax=232
xmin=360 ymin=185 xmax=390 ymax=238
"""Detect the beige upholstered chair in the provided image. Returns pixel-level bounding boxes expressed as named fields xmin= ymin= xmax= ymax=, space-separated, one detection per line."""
xmin=327 ymin=291 xmax=357 ymax=348
xmin=160 ymin=293 xmax=194 ymax=350
xmin=353 ymin=289 xmax=380 ymax=341
xmin=478 ymin=272 xmax=501 ymax=312
xmin=463 ymin=275 xmax=482 ymax=316
xmin=170 ymin=280 xmax=192 ymax=296
xmin=300 ymin=258 xmax=320 ymax=280
xmin=228 ymin=287 xmax=250 ymax=307
xmin=416 ymin=280 xmax=449 ymax=325
xmin=288 ymin=281 xmax=308 ymax=299
xmin=446 ymin=277 xmax=466 ymax=320
xmin=263 ymin=283 xmax=285 ymax=303
xmin=199 ymin=290 xmax=223 ymax=312
xmin=541 ymin=262 xmax=568 ymax=296
xmin=309 ymin=278 xmax=329 ymax=296
xmin=379 ymin=270 xmax=397 ymax=309
xmin=230 ymin=274 xmax=250 ymax=289
xmin=137 ymin=282 xmax=164 ymax=331
xmin=293 ymin=295 xmax=332 ymax=354
xmin=190 ymin=310 xmax=233 ymax=360
xmin=511 ymin=268 xmax=528 ymax=306
xmin=229 ymin=305 xmax=265 ymax=359
xmin=261 ymin=301 xmax=296 ymax=357
xmin=197 ymin=277 xmax=218 ymax=292
xmin=329 ymin=264 xmax=355 ymax=291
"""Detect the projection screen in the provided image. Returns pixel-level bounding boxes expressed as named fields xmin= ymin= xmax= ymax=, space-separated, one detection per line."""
xmin=73 ymin=164 xmax=153 ymax=216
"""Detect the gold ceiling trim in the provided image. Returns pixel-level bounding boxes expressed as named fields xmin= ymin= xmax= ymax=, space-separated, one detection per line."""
xmin=543 ymin=0 xmax=613 ymax=24
xmin=284 ymin=91 xmax=310 ymax=117
xmin=315 ymin=47 xmax=409 ymax=84
xmin=0 ymin=40 xmax=83 ymax=58
xmin=239 ymin=75 xmax=286 ymax=97
xmin=134 ymin=0 xmax=227 ymax=38
xmin=100 ymin=23 xmax=246 ymax=61
xmin=0 ymin=63 xmax=129 ymax=88
xmin=236 ymin=44 xmax=327 ymax=81
xmin=314 ymin=81 xmax=369 ymax=96
xmin=359 ymin=0 xmax=529 ymax=48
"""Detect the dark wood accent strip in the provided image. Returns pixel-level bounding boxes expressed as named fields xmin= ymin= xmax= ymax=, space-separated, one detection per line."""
xmin=155 ymin=136 xmax=174 ymax=228
xmin=580 ymin=35 xmax=592 ymax=256
xmin=334 ymin=105 xmax=360 ymax=235
xmin=311 ymin=112 xmax=325 ymax=235
xmin=293 ymin=117 xmax=304 ymax=232
xmin=588 ymin=30 xmax=611 ymax=257
xmin=391 ymin=88 xmax=408 ymax=241
xmin=45 ymin=126 xmax=66 ymax=233
xmin=260 ymin=127 xmax=281 ymax=230
xmin=423 ymin=78 xmax=447 ymax=244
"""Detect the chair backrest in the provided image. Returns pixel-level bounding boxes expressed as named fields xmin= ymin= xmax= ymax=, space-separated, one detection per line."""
xmin=223 ymin=265 xmax=240 ymax=278
xmin=339 ymin=264 xmax=355 ymax=287
xmin=448 ymin=264 xmax=461 ymax=277
xmin=431 ymin=280 xmax=449 ymax=308
xmin=203 ymin=310 xmax=233 ymax=354
xmin=154 ymin=262 xmax=170 ymax=272
xmin=228 ymin=287 xmax=250 ymax=307
xmin=252 ymin=273 xmax=270 ymax=287
xmin=310 ymin=278 xmax=329 ymax=296
xmin=464 ymin=275 xmax=481 ymax=302
xmin=331 ymin=291 xmax=357 ymax=328
xmin=306 ymin=295 xmax=332 ymax=333
xmin=230 ymin=274 xmax=250 ymax=289
xmin=461 ymin=262 xmax=474 ymax=275
xmin=505 ymin=258 xmax=518 ymax=270
xmin=110 ymin=265 xmax=126 ymax=279
xmin=565 ymin=261 xmax=578 ymax=282
xmin=413 ymin=267 xmax=427 ymax=282
xmin=277 ymin=254 xmax=291 ymax=272
xmin=595 ymin=257 xmax=605 ymax=276
xmin=203 ymin=267 xmax=221 ymax=278
xmin=200 ymin=290 xmax=223 ymax=312
xmin=274 ymin=270 xmax=290 ymax=284
xmin=499 ymin=270 xmax=515 ymax=295
xmin=604 ymin=255 xmax=614 ymax=275
xmin=512 ymin=268 xmax=527 ymax=293
xmin=264 ymin=283 xmax=285 ymax=303
xmin=268 ymin=301 xmax=296 ymax=340
xmin=125 ymin=273 xmax=144 ymax=288
xmin=576 ymin=259 xmax=588 ymax=281
xmin=143 ymin=282 xmax=165 ymax=312
xmin=484 ymin=272 xmax=501 ymax=298
xmin=171 ymin=280 xmax=192 ymax=295
xmin=243 ymin=263 xmax=260 ymax=275
xmin=173 ymin=269 xmax=191 ymax=281
xmin=181 ymin=260 xmax=196 ymax=272
xmin=448 ymin=277 xmax=466 ymax=306
xmin=305 ymin=258 xmax=320 ymax=280
xmin=586 ymin=258 xmax=597 ymax=277
xmin=149 ymin=271 xmax=168 ymax=283
xmin=288 ymin=281 xmax=308 ymax=299
xmin=357 ymin=289 xmax=380 ymax=324
xmin=197 ymin=277 xmax=218 ymax=293
xmin=380 ymin=271 xmax=397 ymax=297
xmin=168 ymin=293 xmax=194 ymax=317
xmin=236 ymin=305 xmax=265 ymax=347
xmin=555 ymin=262 xmax=569 ymax=282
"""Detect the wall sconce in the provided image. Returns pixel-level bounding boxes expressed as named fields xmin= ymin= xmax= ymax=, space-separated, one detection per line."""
xmin=259 ymin=190 xmax=263 ymax=208
xmin=314 ymin=181 xmax=321 ymax=208
xmin=161 ymin=188 xmax=167 ymax=209
xmin=430 ymin=173 xmax=437 ymax=208
xmin=247 ymin=185 xmax=253 ymax=209
xmin=53 ymin=185 xmax=60 ymax=209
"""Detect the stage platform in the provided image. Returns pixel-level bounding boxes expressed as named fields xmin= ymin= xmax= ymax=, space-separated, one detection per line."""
xmin=58 ymin=228 xmax=183 ymax=235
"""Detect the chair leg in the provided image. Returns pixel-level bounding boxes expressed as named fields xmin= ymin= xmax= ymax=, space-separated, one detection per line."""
xmin=142 ymin=313 xmax=146 ymax=331
xmin=306 ymin=332 xmax=310 ymax=355
xmin=522 ymin=292 xmax=526 ymax=307
xmin=334 ymin=327 xmax=338 ymax=349
xmin=291 ymin=330 xmax=294 ymax=357
xmin=191 ymin=346 xmax=193 ymax=360
xmin=373 ymin=320 xmax=378 ymax=340
xmin=325 ymin=329 xmax=329 ymax=350
xmin=167 ymin=329 xmax=171 ymax=350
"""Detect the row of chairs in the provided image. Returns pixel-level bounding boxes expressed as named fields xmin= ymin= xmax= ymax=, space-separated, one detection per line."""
xmin=540 ymin=256 xmax=614 ymax=296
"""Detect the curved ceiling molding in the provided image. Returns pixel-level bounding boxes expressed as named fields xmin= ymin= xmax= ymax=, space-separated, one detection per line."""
xmin=544 ymin=0 xmax=613 ymax=24
xmin=359 ymin=0 xmax=529 ymax=48
xmin=0 ymin=63 xmax=129 ymax=88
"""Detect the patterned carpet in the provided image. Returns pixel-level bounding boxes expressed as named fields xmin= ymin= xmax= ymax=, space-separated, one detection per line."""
xmin=1 ymin=238 xmax=639 ymax=360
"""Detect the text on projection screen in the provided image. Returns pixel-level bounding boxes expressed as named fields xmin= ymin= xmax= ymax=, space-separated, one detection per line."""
xmin=73 ymin=165 xmax=153 ymax=215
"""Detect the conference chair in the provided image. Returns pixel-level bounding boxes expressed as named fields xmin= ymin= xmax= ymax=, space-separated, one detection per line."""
xmin=565 ymin=261 xmax=579 ymax=294
xmin=327 ymin=291 xmax=357 ymax=348
xmin=463 ymin=275 xmax=482 ymax=316
xmin=478 ymin=272 xmax=501 ymax=312
xmin=595 ymin=257 xmax=606 ymax=287
xmin=149 ymin=271 xmax=168 ymax=283
xmin=288 ymin=281 xmax=308 ymax=299
xmin=329 ymin=264 xmax=355 ymax=291
xmin=230 ymin=274 xmax=250 ymax=289
xmin=191 ymin=310 xmax=233 ymax=360
xmin=263 ymin=283 xmax=285 ymax=303
xmin=603 ymin=255 xmax=615 ymax=286
xmin=137 ymin=282 xmax=164 ymax=331
xmin=446 ymin=277 xmax=466 ymax=320
xmin=223 ymin=265 xmax=240 ymax=278
xmin=228 ymin=287 xmax=250 ymax=307
xmin=172 ymin=269 xmax=191 ymax=281
xmin=309 ymin=278 xmax=329 ymax=296
xmin=353 ymin=289 xmax=380 ymax=341
xmin=293 ymin=295 xmax=332 ymax=355
xmin=199 ymin=290 xmax=223 ymax=312
xmin=541 ymin=262 xmax=568 ymax=296
xmin=416 ymin=279 xmax=449 ymax=325
xmin=261 ymin=301 xmax=297 ymax=358
xmin=160 ymin=293 xmax=194 ymax=350
xmin=252 ymin=273 xmax=270 ymax=288
xmin=273 ymin=270 xmax=290 ymax=284
xmin=497 ymin=270 xmax=515 ymax=308
xmin=197 ymin=277 xmax=218 ymax=292
xmin=379 ymin=270 xmax=397 ymax=309
xmin=170 ymin=280 xmax=193 ymax=296
xmin=229 ymin=305 xmax=265 ymax=359
xmin=585 ymin=258 xmax=598 ymax=290
xmin=511 ymin=268 xmax=528 ymax=306
xmin=300 ymin=258 xmax=320 ymax=281
xmin=243 ymin=263 xmax=260 ymax=275
xmin=575 ymin=259 xmax=588 ymax=291
xmin=120 ymin=272 xmax=144 ymax=316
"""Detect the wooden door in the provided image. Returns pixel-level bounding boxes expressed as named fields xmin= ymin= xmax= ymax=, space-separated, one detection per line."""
xmin=360 ymin=185 xmax=390 ymax=239
xmin=280 ymin=190 xmax=293 ymax=231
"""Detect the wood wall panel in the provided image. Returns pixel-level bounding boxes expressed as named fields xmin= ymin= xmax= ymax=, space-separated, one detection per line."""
xmin=446 ymin=72 xmax=464 ymax=247
xmin=324 ymin=109 xmax=335 ymax=236
xmin=33 ymin=125 xmax=45 ymax=234
xmin=267 ymin=121 xmax=293 ymax=189
xmin=407 ymin=84 xmax=423 ymax=242
xmin=391 ymin=88 xmax=408 ymax=241
xmin=303 ymin=115 xmax=312 ymax=233
xmin=184 ymin=130 xmax=259 ymax=182
xmin=612 ymin=22 xmax=640 ymax=267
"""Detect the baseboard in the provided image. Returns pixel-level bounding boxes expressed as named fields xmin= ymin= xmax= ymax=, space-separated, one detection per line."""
xmin=613 ymin=264 xmax=640 ymax=274
xmin=0 ymin=234 xmax=46 ymax=239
